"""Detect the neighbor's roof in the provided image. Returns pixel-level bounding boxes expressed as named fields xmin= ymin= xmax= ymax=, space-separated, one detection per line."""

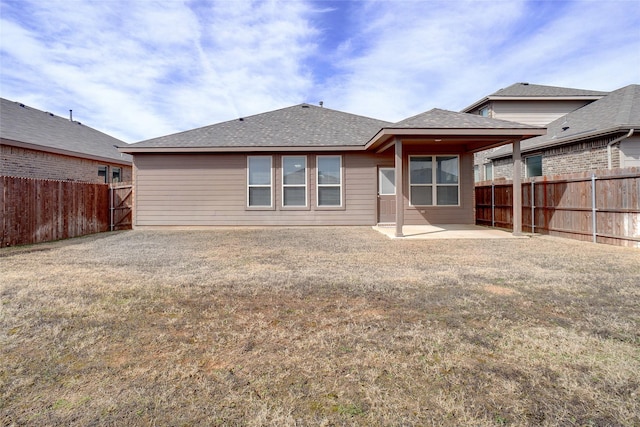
xmin=489 ymin=84 xmax=640 ymax=159
xmin=122 ymin=104 xmax=392 ymax=153
xmin=0 ymin=98 xmax=131 ymax=164
xmin=462 ymin=82 xmax=609 ymax=113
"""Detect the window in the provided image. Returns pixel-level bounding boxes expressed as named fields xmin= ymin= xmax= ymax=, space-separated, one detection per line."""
xmin=479 ymin=106 xmax=490 ymax=117
xmin=98 ymin=166 xmax=107 ymax=183
xmin=473 ymin=165 xmax=480 ymax=182
xmin=484 ymin=162 xmax=493 ymax=180
xmin=247 ymin=156 xmax=272 ymax=207
xmin=409 ymin=155 xmax=459 ymax=206
xmin=317 ymin=156 xmax=342 ymax=207
xmin=379 ymin=168 xmax=395 ymax=195
xmin=525 ymin=155 xmax=542 ymax=177
xmin=111 ymin=167 xmax=121 ymax=183
xmin=282 ymin=156 xmax=307 ymax=207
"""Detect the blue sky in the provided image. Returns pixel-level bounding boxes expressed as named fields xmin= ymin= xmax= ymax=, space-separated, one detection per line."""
xmin=1 ymin=0 xmax=639 ymax=143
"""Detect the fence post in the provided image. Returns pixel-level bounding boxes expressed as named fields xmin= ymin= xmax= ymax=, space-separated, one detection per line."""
xmin=531 ymin=181 xmax=535 ymax=233
xmin=110 ymin=185 xmax=114 ymax=232
xmin=491 ymin=182 xmax=495 ymax=228
xmin=591 ymin=173 xmax=597 ymax=243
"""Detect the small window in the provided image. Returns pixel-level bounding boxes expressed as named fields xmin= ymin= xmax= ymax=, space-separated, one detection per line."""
xmin=317 ymin=155 xmax=342 ymax=207
xmin=474 ymin=165 xmax=480 ymax=182
xmin=525 ymin=155 xmax=542 ymax=177
xmin=409 ymin=155 xmax=459 ymax=206
xmin=98 ymin=166 xmax=107 ymax=183
xmin=111 ymin=167 xmax=121 ymax=183
xmin=379 ymin=168 xmax=395 ymax=195
xmin=247 ymin=156 xmax=272 ymax=207
xmin=479 ymin=106 xmax=490 ymax=117
xmin=484 ymin=163 xmax=493 ymax=181
xmin=282 ymin=156 xmax=307 ymax=207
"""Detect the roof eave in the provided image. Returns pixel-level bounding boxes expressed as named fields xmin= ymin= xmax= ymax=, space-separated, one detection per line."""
xmin=119 ymin=145 xmax=367 ymax=154
xmin=488 ymin=125 xmax=638 ymax=159
xmin=2 ymin=138 xmax=132 ymax=165
xmin=365 ymin=127 xmax=546 ymax=151
xmin=461 ymin=95 xmax=606 ymax=113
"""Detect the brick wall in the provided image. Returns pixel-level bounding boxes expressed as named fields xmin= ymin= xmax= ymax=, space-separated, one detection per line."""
xmin=484 ymin=136 xmax=620 ymax=180
xmin=1 ymin=144 xmax=131 ymax=183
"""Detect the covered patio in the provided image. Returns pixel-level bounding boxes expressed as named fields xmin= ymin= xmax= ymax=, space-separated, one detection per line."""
xmin=365 ymin=109 xmax=546 ymax=238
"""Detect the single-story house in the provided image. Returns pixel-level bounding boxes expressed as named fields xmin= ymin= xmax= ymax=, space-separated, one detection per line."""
xmin=0 ymin=97 xmax=132 ymax=183
xmin=120 ymin=104 xmax=544 ymax=236
xmin=481 ymin=84 xmax=640 ymax=179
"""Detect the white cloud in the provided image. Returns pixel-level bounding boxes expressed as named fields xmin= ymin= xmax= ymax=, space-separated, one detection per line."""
xmin=1 ymin=0 xmax=638 ymax=142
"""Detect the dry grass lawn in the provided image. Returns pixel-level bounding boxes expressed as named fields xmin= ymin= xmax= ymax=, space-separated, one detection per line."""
xmin=1 ymin=227 xmax=639 ymax=426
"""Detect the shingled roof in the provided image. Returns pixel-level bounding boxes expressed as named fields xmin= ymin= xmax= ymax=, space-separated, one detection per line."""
xmin=462 ymin=82 xmax=608 ymax=113
xmin=124 ymin=104 xmax=392 ymax=152
xmin=0 ymin=98 xmax=131 ymax=164
xmin=489 ymin=84 xmax=640 ymax=158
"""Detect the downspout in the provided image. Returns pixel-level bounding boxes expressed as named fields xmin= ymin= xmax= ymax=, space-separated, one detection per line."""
xmin=607 ymin=129 xmax=634 ymax=169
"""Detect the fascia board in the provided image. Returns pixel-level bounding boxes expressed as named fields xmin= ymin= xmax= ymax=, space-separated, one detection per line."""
xmin=119 ymin=145 xmax=367 ymax=154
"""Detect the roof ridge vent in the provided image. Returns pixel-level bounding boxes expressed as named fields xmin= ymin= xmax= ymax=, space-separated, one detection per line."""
xmin=301 ymin=104 xmax=310 ymax=108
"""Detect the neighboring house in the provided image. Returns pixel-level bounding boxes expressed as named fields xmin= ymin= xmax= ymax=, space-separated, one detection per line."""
xmin=477 ymin=84 xmax=640 ymax=179
xmin=463 ymin=83 xmax=609 ymax=181
xmin=0 ymin=98 xmax=132 ymax=183
xmin=120 ymin=104 xmax=544 ymax=235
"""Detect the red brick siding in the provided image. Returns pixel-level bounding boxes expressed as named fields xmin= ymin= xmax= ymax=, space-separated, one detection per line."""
xmin=1 ymin=144 xmax=131 ymax=183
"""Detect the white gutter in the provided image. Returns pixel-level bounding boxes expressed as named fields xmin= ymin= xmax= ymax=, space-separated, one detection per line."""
xmin=607 ymin=129 xmax=634 ymax=169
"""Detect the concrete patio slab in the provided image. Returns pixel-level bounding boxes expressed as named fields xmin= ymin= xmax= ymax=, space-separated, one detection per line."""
xmin=373 ymin=224 xmax=530 ymax=239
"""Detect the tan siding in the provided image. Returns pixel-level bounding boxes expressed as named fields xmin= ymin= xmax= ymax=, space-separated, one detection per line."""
xmin=133 ymin=152 xmax=390 ymax=226
xmin=492 ymin=100 xmax=592 ymax=126
xmin=402 ymin=151 xmax=475 ymax=225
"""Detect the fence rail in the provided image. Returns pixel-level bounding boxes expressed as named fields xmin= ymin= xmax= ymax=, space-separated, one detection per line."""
xmin=475 ymin=168 xmax=640 ymax=248
xmin=1 ymin=176 xmax=132 ymax=247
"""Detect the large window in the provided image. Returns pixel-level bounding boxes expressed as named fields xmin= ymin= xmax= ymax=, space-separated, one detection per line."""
xmin=317 ymin=155 xmax=342 ymax=207
xmin=409 ymin=155 xmax=459 ymax=206
xmin=247 ymin=156 xmax=272 ymax=207
xmin=525 ymin=155 xmax=542 ymax=177
xmin=282 ymin=156 xmax=307 ymax=207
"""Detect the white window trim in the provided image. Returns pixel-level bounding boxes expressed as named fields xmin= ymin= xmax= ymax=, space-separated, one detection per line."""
xmin=282 ymin=155 xmax=307 ymax=208
xmin=316 ymin=155 xmax=343 ymax=208
xmin=247 ymin=155 xmax=273 ymax=208
xmin=409 ymin=155 xmax=460 ymax=207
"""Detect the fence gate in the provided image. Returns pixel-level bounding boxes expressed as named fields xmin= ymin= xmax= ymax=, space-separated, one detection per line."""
xmin=110 ymin=183 xmax=133 ymax=230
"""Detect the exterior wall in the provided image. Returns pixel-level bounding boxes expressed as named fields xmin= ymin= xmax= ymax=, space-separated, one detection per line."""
xmin=133 ymin=151 xmax=390 ymax=226
xmin=1 ymin=142 xmax=131 ymax=183
xmin=491 ymin=100 xmax=593 ymax=127
xmin=401 ymin=146 xmax=475 ymax=225
xmin=487 ymin=135 xmax=627 ymax=180
xmin=132 ymin=148 xmax=476 ymax=227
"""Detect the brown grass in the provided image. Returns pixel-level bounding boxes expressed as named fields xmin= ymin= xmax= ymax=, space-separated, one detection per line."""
xmin=1 ymin=227 xmax=639 ymax=426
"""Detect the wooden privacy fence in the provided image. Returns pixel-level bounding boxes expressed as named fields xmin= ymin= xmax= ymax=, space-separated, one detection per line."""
xmin=1 ymin=176 xmax=132 ymax=247
xmin=475 ymin=168 xmax=640 ymax=248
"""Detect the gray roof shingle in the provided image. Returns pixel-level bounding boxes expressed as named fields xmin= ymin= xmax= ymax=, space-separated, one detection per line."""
xmin=489 ymin=82 xmax=609 ymax=98
xmin=489 ymin=84 xmax=640 ymax=158
xmin=0 ymin=98 xmax=131 ymax=163
xmin=392 ymin=108 xmax=541 ymax=129
xmin=129 ymin=104 xmax=392 ymax=149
